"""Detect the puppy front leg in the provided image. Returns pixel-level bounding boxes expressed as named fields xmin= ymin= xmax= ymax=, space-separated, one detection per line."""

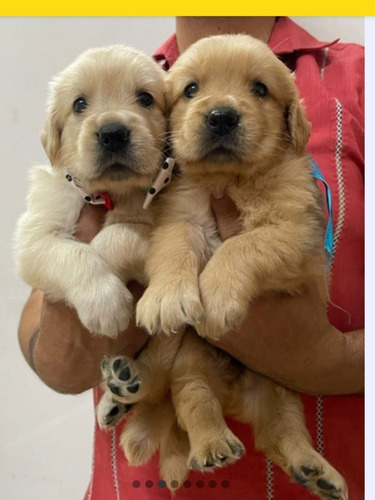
xmin=136 ymin=221 xmax=207 ymax=335
xmin=197 ymin=223 xmax=309 ymax=340
xmin=16 ymin=234 xmax=131 ymax=338
xmin=90 ymin=222 xmax=151 ymax=284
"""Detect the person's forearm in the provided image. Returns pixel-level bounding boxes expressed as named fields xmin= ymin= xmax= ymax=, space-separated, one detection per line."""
xmin=214 ymin=288 xmax=364 ymax=396
xmin=18 ymin=287 xmax=148 ymax=394
xmin=18 ymin=289 xmax=44 ymax=373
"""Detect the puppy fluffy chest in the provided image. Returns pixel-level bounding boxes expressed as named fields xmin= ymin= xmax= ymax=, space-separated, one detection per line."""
xmin=219 ymin=168 xmax=311 ymax=232
xmin=105 ymin=190 xmax=155 ymax=227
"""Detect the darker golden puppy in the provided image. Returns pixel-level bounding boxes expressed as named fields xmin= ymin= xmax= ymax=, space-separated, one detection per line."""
xmin=138 ymin=34 xmax=325 ymax=339
xmin=103 ymin=35 xmax=347 ymax=499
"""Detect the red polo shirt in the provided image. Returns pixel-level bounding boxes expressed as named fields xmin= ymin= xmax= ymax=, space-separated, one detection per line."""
xmin=85 ymin=17 xmax=364 ymax=500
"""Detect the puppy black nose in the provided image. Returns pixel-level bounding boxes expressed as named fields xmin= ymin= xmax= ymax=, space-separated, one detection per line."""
xmin=206 ymin=108 xmax=239 ymax=137
xmin=98 ymin=123 xmax=129 ymax=154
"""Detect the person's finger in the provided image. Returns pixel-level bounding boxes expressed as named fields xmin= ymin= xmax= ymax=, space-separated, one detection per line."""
xmin=75 ymin=204 xmax=107 ymax=243
xmin=210 ymin=192 xmax=243 ymax=240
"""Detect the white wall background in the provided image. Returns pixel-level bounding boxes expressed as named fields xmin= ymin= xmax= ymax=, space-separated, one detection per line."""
xmin=0 ymin=17 xmax=364 ymax=500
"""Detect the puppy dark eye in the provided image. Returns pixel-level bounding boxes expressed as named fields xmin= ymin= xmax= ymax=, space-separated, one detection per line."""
xmin=252 ymin=82 xmax=268 ymax=98
xmin=184 ymin=83 xmax=199 ymax=99
xmin=137 ymin=92 xmax=154 ymax=107
xmin=73 ymin=97 xmax=88 ymax=113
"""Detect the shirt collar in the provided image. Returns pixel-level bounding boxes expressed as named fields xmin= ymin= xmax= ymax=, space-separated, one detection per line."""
xmin=153 ymin=17 xmax=339 ymax=69
xmin=153 ymin=32 xmax=178 ymax=70
xmin=268 ymin=17 xmax=339 ymax=55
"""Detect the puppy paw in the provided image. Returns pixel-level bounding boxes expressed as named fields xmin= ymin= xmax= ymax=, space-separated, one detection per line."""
xmin=101 ymin=355 xmax=142 ymax=403
xmin=136 ymin=283 xmax=203 ymax=335
xmin=189 ymin=430 xmax=245 ymax=471
xmin=74 ymin=275 xmax=133 ymax=337
xmin=290 ymin=454 xmax=348 ymax=500
xmin=197 ymin=284 xmax=248 ymax=341
xmin=96 ymin=390 xmax=132 ymax=429
xmin=197 ymin=302 xmax=248 ymax=340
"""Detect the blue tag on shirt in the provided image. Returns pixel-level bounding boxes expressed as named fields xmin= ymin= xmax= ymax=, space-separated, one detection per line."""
xmin=310 ymin=157 xmax=334 ymax=262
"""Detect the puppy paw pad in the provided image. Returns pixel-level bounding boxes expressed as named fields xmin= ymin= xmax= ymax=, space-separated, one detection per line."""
xmin=102 ymin=356 xmax=141 ymax=398
xmin=291 ymin=464 xmax=347 ymax=500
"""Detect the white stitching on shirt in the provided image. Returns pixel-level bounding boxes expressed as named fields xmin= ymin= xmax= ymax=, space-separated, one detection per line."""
xmin=266 ymin=457 xmax=274 ymax=500
xmin=326 ymin=98 xmax=345 ymax=294
xmin=332 ymin=98 xmax=345 ymax=255
xmin=326 ymin=98 xmax=353 ymax=325
xmin=86 ymin=422 xmax=96 ymax=500
xmin=111 ymin=427 xmax=121 ymax=500
xmin=316 ymin=396 xmax=324 ymax=456
xmin=86 ymin=388 xmax=100 ymax=500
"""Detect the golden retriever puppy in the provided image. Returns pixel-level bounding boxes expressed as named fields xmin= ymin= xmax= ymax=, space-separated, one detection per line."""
xmin=14 ymin=45 xmax=188 ymax=484
xmin=118 ymin=34 xmax=347 ymax=498
xmin=14 ymin=45 xmax=166 ymax=338
xmin=137 ymin=34 xmax=325 ymax=339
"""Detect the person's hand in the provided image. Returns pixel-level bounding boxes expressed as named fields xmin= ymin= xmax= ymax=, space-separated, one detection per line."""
xmin=18 ymin=204 xmax=149 ymax=394
xmin=210 ymin=192 xmax=364 ymax=396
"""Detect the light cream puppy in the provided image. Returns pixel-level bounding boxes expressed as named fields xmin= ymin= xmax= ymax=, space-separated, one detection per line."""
xmin=15 ymin=45 xmax=166 ymax=338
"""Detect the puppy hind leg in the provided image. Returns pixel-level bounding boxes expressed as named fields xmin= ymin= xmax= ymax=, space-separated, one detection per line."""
xmin=159 ymin=419 xmax=190 ymax=492
xmin=236 ymin=375 xmax=348 ymax=500
xmin=120 ymin=400 xmax=170 ymax=466
xmin=171 ymin=334 xmax=245 ymax=472
xmin=96 ymin=388 xmax=132 ymax=429
xmin=121 ymin=397 xmax=190 ymax=492
xmin=172 ymin=378 xmax=245 ymax=472
xmin=101 ymin=334 xmax=177 ymax=405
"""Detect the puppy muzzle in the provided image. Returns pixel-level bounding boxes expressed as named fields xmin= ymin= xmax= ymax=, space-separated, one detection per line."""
xmin=94 ymin=121 xmax=138 ymax=179
xmin=200 ymin=106 xmax=241 ymax=159
xmin=206 ymin=107 xmax=240 ymax=138
xmin=97 ymin=122 xmax=130 ymax=154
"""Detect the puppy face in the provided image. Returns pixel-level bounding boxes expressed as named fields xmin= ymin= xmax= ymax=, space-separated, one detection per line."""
xmin=167 ymin=35 xmax=311 ymax=180
xmin=42 ymin=45 xmax=167 ymax=193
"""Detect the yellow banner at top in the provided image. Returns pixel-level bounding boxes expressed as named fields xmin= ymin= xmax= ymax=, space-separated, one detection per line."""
xmin=0 ymin=0 xmax=373 ymax=16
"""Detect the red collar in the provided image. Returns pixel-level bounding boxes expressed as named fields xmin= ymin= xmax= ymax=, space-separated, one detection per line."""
xmin=153 ymin=17 xmax=339 ymax=70
xmin=65 ymin=172 xmax=114 ymax=211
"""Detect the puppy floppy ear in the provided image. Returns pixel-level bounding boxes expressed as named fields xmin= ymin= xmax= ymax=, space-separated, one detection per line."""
xmin=285 ymin=99 xmax=311 ymax=154
xmin=41 ymin=105 xmax=62 ymax=165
